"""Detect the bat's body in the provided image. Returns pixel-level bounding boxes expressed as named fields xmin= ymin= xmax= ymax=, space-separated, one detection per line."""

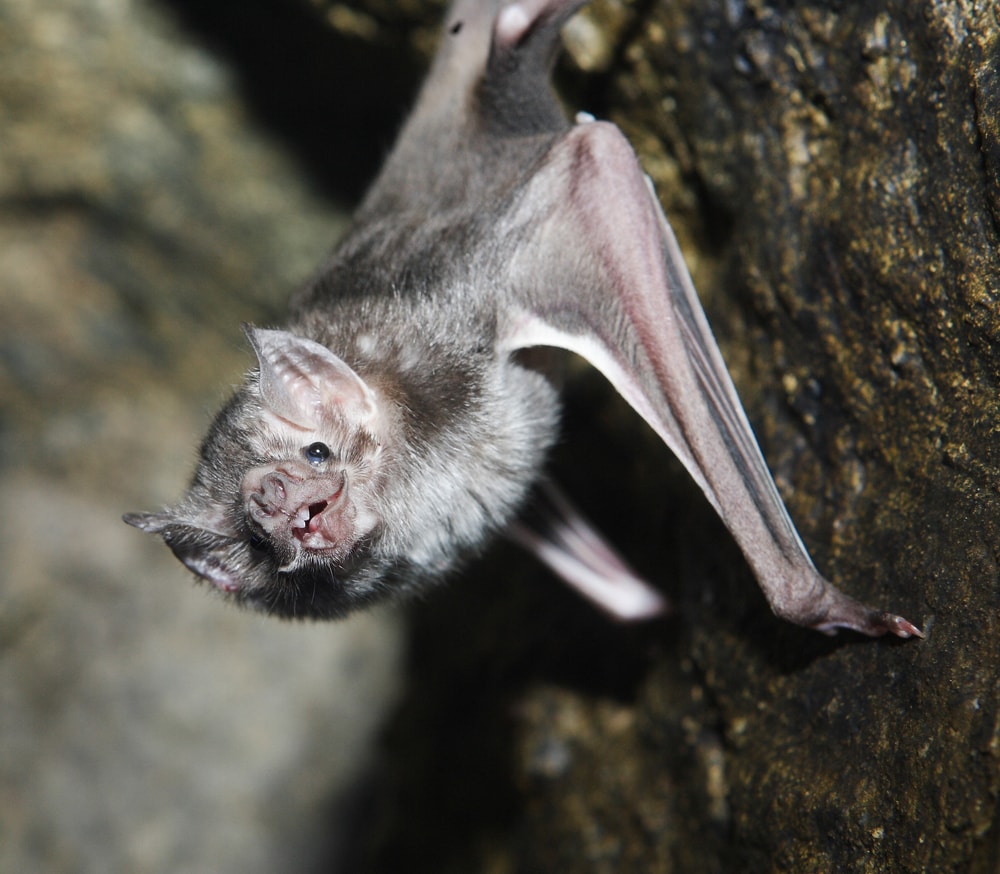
xmin=125 ymin=0 xmax=920 ymax=637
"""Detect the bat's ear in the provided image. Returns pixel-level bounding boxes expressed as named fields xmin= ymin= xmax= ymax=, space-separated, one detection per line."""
xmin=124 ymin=490 xmax=236 ymax=538
xmin=243 ymin=326 xmax=377 ymax=430
xmin=122 ymin=510 xmax=171 ymax=533
xmin=123 ymin=510 xmax=245 ymax=594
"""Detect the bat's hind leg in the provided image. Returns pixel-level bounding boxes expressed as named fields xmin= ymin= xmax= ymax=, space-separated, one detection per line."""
xmin=508 ymin=481 xmax=669 ymax=621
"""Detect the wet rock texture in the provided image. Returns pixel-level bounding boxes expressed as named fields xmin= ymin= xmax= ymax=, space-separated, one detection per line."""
xmin=596 ymin=1 xmax=1000 ymax=870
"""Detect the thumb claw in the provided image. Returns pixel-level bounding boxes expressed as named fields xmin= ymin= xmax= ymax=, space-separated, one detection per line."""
xmin=880 ymin=613 xmax=924 ymax=639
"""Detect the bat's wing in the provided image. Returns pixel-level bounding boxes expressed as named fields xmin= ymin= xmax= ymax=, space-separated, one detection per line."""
xmin=496 ymin=118 xmax=921 ymax=638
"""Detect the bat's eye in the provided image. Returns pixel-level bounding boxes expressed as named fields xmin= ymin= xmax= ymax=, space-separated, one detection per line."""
xmin=248 ymin=530 xmax=269 ymax=552
xmin=305 ymin=442 xmax=331 ymax=465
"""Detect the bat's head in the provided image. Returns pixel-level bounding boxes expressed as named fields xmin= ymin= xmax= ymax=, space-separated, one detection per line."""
xmin=124 ymin=326 xmax=406 ymax=618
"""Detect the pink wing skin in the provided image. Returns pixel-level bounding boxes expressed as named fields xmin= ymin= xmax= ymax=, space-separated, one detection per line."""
xmin=500 ymin=119 xmax=921 ymax=638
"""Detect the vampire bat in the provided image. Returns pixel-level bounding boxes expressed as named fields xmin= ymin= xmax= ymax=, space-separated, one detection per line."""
xmin=124 ymin=0 xmax=921 ymax=638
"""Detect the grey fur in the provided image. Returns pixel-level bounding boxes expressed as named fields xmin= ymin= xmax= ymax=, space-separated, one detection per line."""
xmin=125 ymin=0 xmax=921 ymax=637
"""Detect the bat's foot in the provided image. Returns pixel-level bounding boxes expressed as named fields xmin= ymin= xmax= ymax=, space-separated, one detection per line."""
xmin=492 ymin=0 xmax=588 ymax=55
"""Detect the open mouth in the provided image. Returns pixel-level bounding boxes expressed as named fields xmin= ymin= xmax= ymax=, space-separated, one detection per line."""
xmin=289 ymin=489 xmax=342 ymax=542
xmin=291 ymin=500 xmax=327 ymax=539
